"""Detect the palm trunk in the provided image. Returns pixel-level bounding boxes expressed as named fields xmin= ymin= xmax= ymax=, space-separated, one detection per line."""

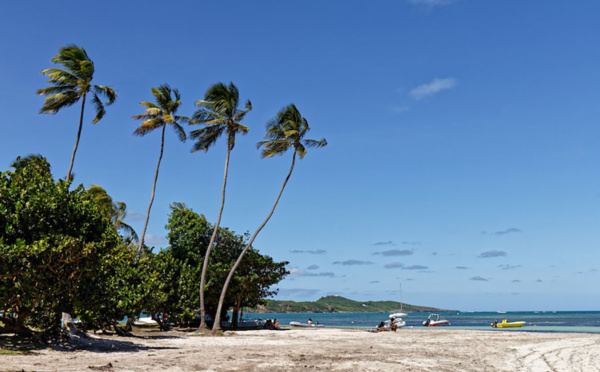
xmin=66 ymin=94 xmax=86 ymax=184
xmin=212 ymin=153 xmax=296 ymax=331
xmin=136 ymin=125 xmax=166 ymax=264
xmin=199 ymin=146 xmax=231 ymax=329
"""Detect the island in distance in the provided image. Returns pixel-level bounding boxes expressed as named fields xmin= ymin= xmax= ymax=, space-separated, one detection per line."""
xmin=252 ymin=295 xmax=457 ymax=313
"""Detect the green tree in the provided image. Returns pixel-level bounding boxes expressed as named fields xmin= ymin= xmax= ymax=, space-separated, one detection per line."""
xmin=36 ymin=45 xmax=117 ymax=183
xmin=161 ymin=203 xmax=287 ymax=330
xmin=225 ymin=249 xmax=288 ymax=328
xmin=190 ymin=82 xmax=252 ymax=329
xmin=133 ymin=85 xmax=190 ymax=263
xmin=212 ymin=104 xmax=326 ymax=331
xmin=0 ymin=156 xmax=121 ymax=337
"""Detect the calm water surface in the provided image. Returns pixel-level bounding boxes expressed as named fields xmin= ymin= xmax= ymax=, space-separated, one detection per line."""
xmin=242 ymin=311 xmax=600 ymax=334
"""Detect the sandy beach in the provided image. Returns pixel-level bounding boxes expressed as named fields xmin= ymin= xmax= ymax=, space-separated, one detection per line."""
xmin=2 ymin=327 xmax=599 ymax=372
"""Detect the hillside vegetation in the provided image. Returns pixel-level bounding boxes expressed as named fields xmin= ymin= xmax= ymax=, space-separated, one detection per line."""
xmin=252 ymin=296 xmax=456 ymax=313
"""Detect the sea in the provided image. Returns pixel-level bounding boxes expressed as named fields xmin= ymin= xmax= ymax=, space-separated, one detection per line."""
xmin=242 ymin=311 xmax=600 ymax=334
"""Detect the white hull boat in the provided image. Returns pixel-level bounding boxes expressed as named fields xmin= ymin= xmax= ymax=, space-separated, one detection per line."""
xmin=422 ymin=314 xmax=450 ymax=326
xmin=290 ymin=321 xmax=324 ymax=328
xmin=134 ymin=317 xmax=158 ymax=326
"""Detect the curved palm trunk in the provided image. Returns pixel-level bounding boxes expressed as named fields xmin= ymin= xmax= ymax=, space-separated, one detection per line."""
xmin=66 ymin=93 xmax=86 ymax=184
xmin=199 ymin=147 xmax=231 ymax=329
xmin=136 ymin=125 xmax=166 ymax=264
xmin=212 ymin=153 xmax=296 ymax=331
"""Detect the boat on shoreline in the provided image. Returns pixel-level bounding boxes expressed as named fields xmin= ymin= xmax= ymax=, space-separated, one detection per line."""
xmin=491 ymin=319 xmax=526 ymax=328
xmin=290 ymin=321 xmax=324 ymax=328
xmin=387 ymin=284 xmax=407 ymax=329
xmin=422 ymin=313 xmax=450 ymax=326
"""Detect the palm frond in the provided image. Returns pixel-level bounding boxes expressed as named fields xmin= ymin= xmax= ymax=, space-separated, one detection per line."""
xmin=90 ymin=93 xmax=106 ymax=124
xmin=258 ymin=139 xmax=291 ymax=158
xmin=139 ymin=101 xmax=159 ymax=109
xmin=174 ymin=115 xmax=192 ymax=124
xmin=40 ymin=68 xmax=80 ymax=85
xmin=35 ymin=85 xmax=74 ymax=95
xmin=303 ymin=138 xmax=328 ymax=148
xmin=171 ymin=122 xmax=187 ymax=142
xmin=192 ymin=108 xmax=225 ymax=124
xmin=87 ymin=184 xmax=115 ymax=218
xmin=51 ymin=44 xmax=94 ymax=81
xmin=234 ymin=105 xmax=252 ymax=122
xmin=93 ymin=84 xmax=117 ymax=105
xmin=117 ymin=221 xmax=139 ymax=243
xmin=39 ymin=91 xmax=80 ymax=114
xmin=295 ymin=143 xmax=307 ymax=159
xmin=133 ymin=118 xmax=164 ymax=136
xmin=190 ymin=125 xmax=225 ymax=152
xmin=233 ymin=123 xmax=249 ymax=135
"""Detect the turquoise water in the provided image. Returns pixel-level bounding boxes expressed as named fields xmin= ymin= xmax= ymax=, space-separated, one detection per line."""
xmin=242 ymin=311 xmax=600 ymax=334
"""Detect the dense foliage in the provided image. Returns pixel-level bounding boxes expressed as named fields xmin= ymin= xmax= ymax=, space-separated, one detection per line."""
xmin=0 ymin=158 xmax=289 ymax=337
xmin=152 ymin=203 xmax=289 ymax=329
xmin=0 ymin=156 xmax=123 ymax=336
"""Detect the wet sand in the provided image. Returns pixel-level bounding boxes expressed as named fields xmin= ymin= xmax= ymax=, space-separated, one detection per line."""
xmin=2 ymin=327 xmax=599 ymax=371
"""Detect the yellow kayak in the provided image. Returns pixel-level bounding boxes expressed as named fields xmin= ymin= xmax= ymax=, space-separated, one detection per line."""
xmin=491 ymin=319 xmax=526 ymax=328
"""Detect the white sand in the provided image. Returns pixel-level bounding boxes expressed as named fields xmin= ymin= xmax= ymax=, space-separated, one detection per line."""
xmin=2 ymin=328 xmax=599 ymax=371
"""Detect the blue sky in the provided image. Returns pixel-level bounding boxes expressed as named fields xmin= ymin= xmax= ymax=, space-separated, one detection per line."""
xmin=1 ymin=0 xmax=600 ymax=311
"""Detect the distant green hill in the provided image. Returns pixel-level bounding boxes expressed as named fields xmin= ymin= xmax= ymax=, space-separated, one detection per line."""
xmin=251 ymin=295 xmax=456 ymax=313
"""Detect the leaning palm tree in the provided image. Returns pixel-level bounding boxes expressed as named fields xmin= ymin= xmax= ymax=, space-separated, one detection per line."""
xmin=36 ymin=44 xmax=117 ymax=183
xmin=133 ymin=85 xmax=190 ymax=263
xmin=212 ymin=104 xmax=327 ymax=331
xmin=190 ymin=82 xmax=252 ymax=329
xmin=87 ymin=184 xmax=139 ymax=244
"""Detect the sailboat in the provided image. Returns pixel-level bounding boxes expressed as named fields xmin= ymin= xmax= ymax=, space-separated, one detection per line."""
xmin=387 ymin=284 xmax=407 ymax=328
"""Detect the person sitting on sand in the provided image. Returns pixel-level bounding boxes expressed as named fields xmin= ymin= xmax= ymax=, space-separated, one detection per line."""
xmin=390 ymin=317 xmax=398 ymax=332
xmin=273 ymin=319 xmax=280 ymax=329
xmin=264 ymin=319 xmax=273 ymax=329
xmin=308 ymin=318 xmax=313 ymax=325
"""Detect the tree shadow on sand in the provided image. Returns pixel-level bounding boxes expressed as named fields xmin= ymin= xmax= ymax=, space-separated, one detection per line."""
xmin=0 ymin=331 xmax=178 ymax=354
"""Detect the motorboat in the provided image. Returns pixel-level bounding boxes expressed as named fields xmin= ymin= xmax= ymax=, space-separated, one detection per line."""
xmin=290 ymin=321 xmax=324 ymax=328
xmin=385 ymin=317 xmax=406 ymax=329
xmin=491 ymin=319 xmax=526 ymax=328
xmin=422 ymin=313 xmax=450 ymax=326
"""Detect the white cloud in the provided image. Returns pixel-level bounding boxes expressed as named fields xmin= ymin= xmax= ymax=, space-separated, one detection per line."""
xmin=391 ymin=105 xmax=410 ymax=113
xmin=410 ymin=77 xmax=457 ymax=100
xmin=145 ymin=234 xmax=165 ymax=245
xmin=126 ymin=211 xmax=144 ymax=221
xmin=289 ymin=267 xmax=335 ymax=278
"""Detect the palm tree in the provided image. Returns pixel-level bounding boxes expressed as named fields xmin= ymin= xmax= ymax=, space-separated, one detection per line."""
xmin=190 ymin=82 xmax=252 ymax=329
xmin=212 ymin=104 xmax=327 ymax=331
xmin=87 ymin=184 xmax=139 ymax=244
xmin=36 ymin=44 xmax=117 ymax=184
xmin=133 ymin=85 xmax=190 ymax=263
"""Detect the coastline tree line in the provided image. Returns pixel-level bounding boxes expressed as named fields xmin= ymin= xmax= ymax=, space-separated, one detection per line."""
xmin=0 ymin=44 xmax=327 ymax=338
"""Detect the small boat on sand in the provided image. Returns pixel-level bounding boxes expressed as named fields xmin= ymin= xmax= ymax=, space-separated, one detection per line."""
xmin=387 ymin=314 xmax=407 ymax=328
xmin=290 ymin=321 xmax=324 ymax=328
xmin=491 ymin=319 xmax=526 ymax=328
xmin=134 ymin=317 xmax=158 ymax=326
xmin=422 ymin=313 xmax=450 ymax=326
